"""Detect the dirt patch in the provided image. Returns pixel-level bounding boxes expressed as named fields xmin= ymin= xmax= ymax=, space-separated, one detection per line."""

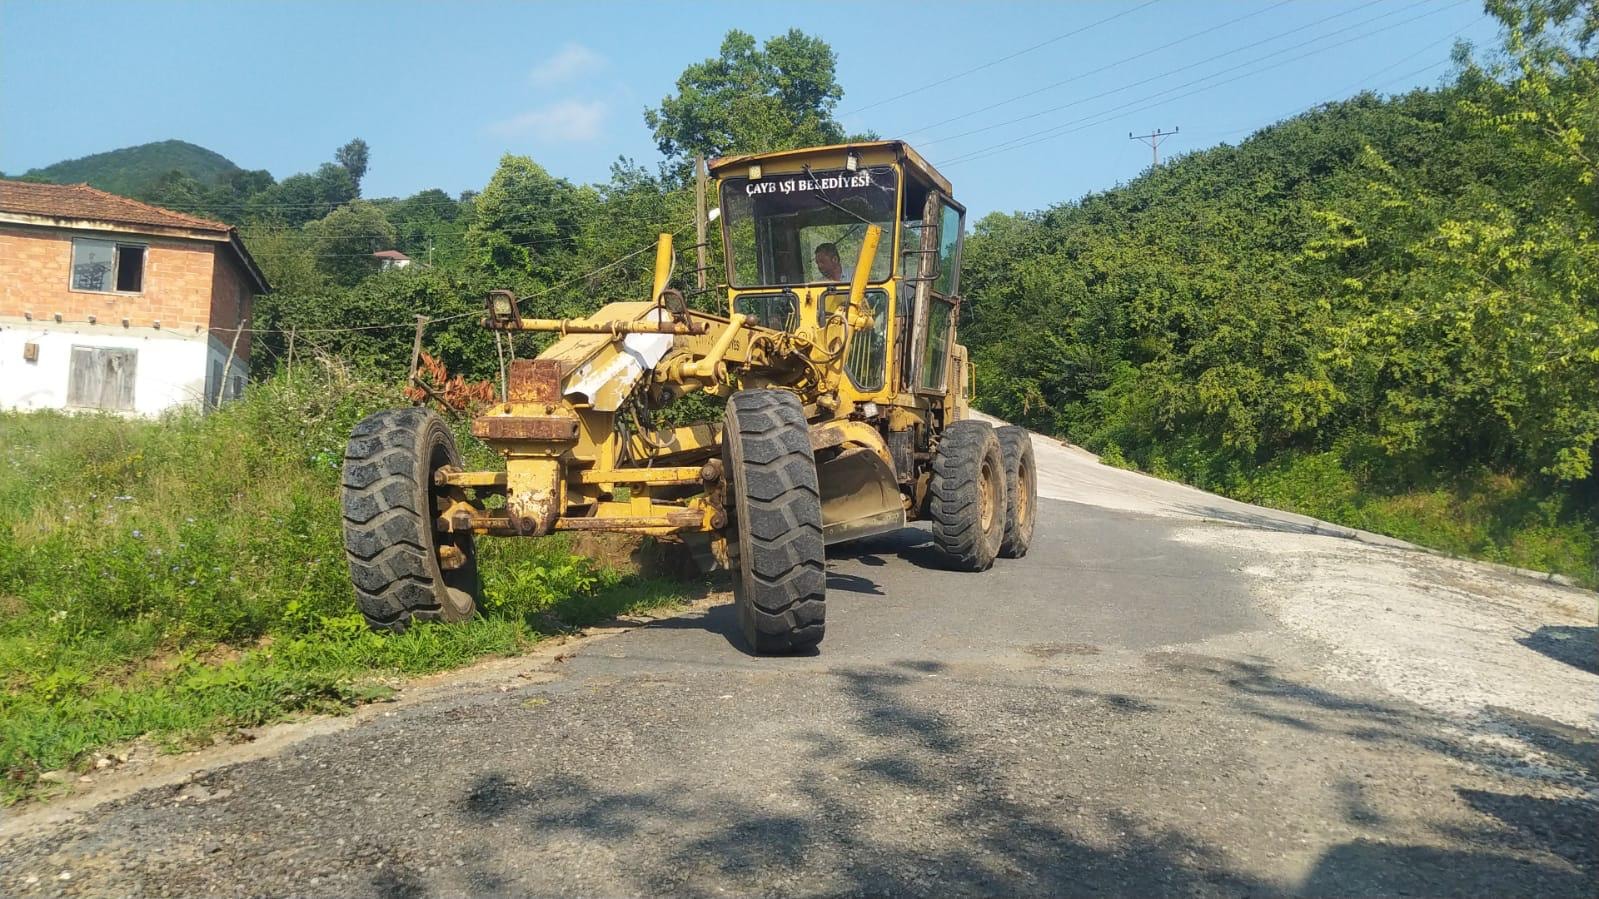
xmin=1023 ymin=642 xmax=1101 ymax=658
xmin=564 ymin=531 xmax=648 ymax=570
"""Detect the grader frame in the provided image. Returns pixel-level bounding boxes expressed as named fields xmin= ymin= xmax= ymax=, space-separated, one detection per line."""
xmin=341 ymin=141 xmax=1038 ymax=654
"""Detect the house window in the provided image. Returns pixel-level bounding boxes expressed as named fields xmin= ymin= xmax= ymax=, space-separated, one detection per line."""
xmin=71 ymin=238 xmax=145 ymax=293
xmin=67 ymin=346 xmax=138 ymax=411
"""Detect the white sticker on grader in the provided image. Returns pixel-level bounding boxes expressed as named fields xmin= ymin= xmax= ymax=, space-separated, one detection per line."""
xmin=563 ymin=309 xmax=675 ymax=412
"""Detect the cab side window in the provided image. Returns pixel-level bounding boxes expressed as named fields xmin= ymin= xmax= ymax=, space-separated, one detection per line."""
xmin=918 ymin=200 xmax=963 ymax=391
xmin=933 ymin=202 xmax=962 ymax=296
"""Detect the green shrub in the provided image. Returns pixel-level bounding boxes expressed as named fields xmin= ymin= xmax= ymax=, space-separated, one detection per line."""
xmin=0 ymin=368 xmax=693 ymax=803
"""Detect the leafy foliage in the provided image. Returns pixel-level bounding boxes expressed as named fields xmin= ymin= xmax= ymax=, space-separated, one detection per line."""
xmin=301 ymin=200 xmax=398 ymax=286
xmin=645 ymin=29 xmax=848 ymax=179
xmin=962 ymin=0 xmax=1597 ymax=583
xmin=335 ymin=137 xmax=370 ymax=190
xmin=246 ymin=162 xmax=359 ymax=228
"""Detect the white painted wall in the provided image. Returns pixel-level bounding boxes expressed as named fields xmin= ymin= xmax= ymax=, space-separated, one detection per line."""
xmin=0 ymin=317 xmax=246 ymax=416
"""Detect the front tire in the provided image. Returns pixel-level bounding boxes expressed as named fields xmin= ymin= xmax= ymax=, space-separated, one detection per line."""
xmin=723 ymin=390 xmax=826 ymax=654
xmin=930 ymin=420 xmax=1007 ymax=571
xmin=341 ymin=408 xmax=480 ymax=632
xmin=996 ymin=425 xmax=1037 ymax=559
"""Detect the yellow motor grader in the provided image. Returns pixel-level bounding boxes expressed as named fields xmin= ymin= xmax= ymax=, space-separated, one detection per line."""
xmin=340 ymin=141 xmax=1038 ymax=653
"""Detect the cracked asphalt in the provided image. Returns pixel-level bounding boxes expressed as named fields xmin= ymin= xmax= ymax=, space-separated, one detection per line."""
xmin=2 ymin=435 xmax=1595 ymax=897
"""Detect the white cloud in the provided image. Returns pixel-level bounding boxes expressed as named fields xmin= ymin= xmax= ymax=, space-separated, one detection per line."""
xmin=529 ymin=43 xmax=604 ymax=87
xmin=487 ymin=99 xmax=609 ymax=142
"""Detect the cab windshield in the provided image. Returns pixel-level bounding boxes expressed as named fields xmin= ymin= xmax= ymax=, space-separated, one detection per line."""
xmin=721 ymin=165 xmax=898 ymax=289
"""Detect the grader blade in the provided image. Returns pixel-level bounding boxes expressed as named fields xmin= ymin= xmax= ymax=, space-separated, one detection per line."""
xmin=817 ymin=447 xmax=905 ymax=545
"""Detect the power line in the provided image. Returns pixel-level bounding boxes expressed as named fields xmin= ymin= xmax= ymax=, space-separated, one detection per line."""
xmin=244 ymin=223 xmax=682 ymax=258
xmin=837 ymin=0 xmax=1165 ymax=118
xmin=898 ymin=0 xmax=1306 ymax=141
xmin=138 ymin=184 xmax=684 ymax=218
xmin=1188 ymin=15 xmax=1483 ymax=139
xmin=226 ymin=222 xmax=695 ymax=335
xmin=936 ymin=1 xmax=1462 ymax=168
xmin=919 ymin=0 xmax=1439 ymax=151
xmin=7 ymin=222 xmax=700 ymax=337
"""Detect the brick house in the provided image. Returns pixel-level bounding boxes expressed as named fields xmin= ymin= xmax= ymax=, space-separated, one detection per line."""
xmin=0 ymin=180 xmax=269 ymax=415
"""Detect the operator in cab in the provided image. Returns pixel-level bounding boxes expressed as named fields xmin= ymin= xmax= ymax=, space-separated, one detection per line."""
xmin=814 ymin=242 xmax=851 ymax=282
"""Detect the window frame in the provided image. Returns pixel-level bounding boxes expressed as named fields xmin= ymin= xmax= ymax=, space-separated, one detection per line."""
xmin=907 ymin=191 xmax=966 ymax=395
xmin=66 ymin=345 xmax=138 ymax=411
xmin=733 ymin=290 xmax=801 ymax=331
xmin=69 ymin=237 xmax=148 ymax=296
xmin=718 ymin=164 xmax=902 ymax=290
xmin=816 ymin=286 xmax=892 ymax=392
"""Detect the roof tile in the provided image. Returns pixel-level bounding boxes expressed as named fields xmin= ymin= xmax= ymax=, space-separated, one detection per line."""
xmin=0 ymin=179 xmax=232 ymax=233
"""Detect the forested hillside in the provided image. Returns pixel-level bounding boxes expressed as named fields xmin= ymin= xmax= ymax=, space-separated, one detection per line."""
xmin=962 ymin=0 xmax=1597 ymax=581
xmin=17 ymin=139 xmax=258 ymax=198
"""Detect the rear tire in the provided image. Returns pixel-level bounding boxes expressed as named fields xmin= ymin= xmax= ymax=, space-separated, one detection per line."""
xmin=930 ymin=420 xmax=1006 ymax=571
xmin=341 ymin=408 xmax=480 ymax=632
xmin=723 ymin=390 xmax=826 ymax=654
xmin=996 ymin=425 xmax=1037 ymax=559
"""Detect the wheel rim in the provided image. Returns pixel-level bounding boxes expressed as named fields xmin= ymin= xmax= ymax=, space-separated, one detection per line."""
xmin=1017 ymin=457 xmax=1033 ymax=531
xmin=427 ymin=432 xmax=477 ymax=616
xmin=979 ymin=457 xmax=997 ymax=531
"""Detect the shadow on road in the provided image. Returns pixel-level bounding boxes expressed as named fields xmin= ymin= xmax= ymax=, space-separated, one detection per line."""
xmin=1517 ymin=625 xmax=1598 ymax=675
xmin=636 ymin=602 xmax=820 ymax=659
xmin=455 ymin=659 xmax=1269 ymax=896
xmin=1173 ymin=502 xmax=1359 ymax=539
xmin=831 ymin=526 xmax=948 ymax=570
xmin=1149 ymin=651 xmax=1598 ymax=883
xmin=449 ymin=652 xmax=1595 ymax=896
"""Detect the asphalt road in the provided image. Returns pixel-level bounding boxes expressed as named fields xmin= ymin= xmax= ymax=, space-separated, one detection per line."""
xmin=2 ymin=432 xmax=1595 ymax=897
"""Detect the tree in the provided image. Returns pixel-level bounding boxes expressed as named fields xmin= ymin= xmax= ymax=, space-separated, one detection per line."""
xmin=303 ymin=200 xmax=398 ymax=286
xmin=466 ymin=154 xmax=596 ymax=290
xmin=245 ymin=163 xmax=358 ymax=227
xmin=141 ymin=170 xmax=210 ymax=216
xmin=380 ymin=188 xmax=462 ymax=262
xmin=243 ymin=226 xmax=327 ymax=296
xmin=644 ymin=29 xmax=846 ymax=179
xmin=336 ymin=138 xmax=370 ymax=192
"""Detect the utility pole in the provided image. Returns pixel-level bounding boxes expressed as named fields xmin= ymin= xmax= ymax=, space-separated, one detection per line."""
xmin=694 ymin=153 xmax=709 ymax=291
xmin=408 ymin=314 xmax=429 ymax=392
xmin=1129 ymin=127 xmax=1180 ymax=170
xmin=218 ymin=319 xmax=246 ymax=408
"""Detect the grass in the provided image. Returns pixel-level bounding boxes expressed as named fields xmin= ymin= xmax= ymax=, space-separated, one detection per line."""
xmin=0 ymin=368 xmax=699 ymax=804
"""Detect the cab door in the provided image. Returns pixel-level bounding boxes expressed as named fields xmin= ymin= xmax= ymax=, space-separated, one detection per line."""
xmin=904 ymin=191 xmax=965 ymax=395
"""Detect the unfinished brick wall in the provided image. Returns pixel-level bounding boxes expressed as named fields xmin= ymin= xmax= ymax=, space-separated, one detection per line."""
xmin=208 ymin=247 xmax=254 ymax=363
xmin=0 ymin=224 xmax=222 ymax=337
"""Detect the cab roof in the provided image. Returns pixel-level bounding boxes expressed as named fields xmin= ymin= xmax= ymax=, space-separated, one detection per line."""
xmin=708 ymin=140 xmax=953 ymax=197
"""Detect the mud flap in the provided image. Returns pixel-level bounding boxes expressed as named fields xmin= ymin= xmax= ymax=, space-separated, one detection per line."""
xmin=817 ymin=447 xmax=906 ymax=545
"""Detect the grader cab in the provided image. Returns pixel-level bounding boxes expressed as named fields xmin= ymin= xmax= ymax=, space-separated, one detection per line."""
xmin=340 ymin=141 xmax=1038 ymax=654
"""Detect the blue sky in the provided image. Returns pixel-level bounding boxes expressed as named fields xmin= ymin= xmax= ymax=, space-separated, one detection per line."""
xmin=1 ymin=1 xmax=1498 ymax=219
